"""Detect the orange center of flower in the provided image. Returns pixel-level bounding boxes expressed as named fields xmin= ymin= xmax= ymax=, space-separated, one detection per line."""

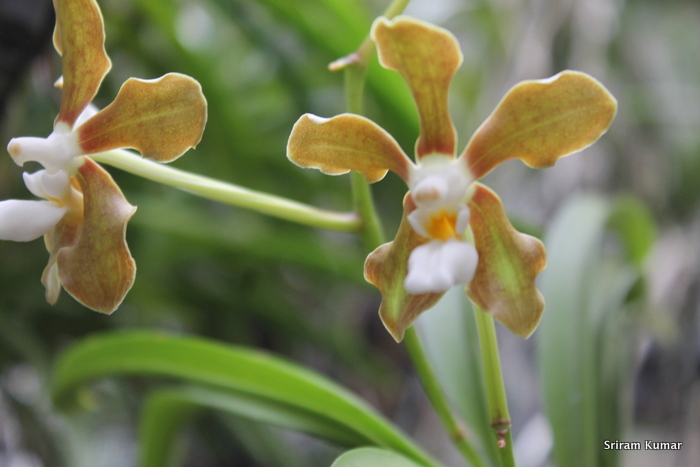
xmin=427 ymin=210 xmax=459 ymax=241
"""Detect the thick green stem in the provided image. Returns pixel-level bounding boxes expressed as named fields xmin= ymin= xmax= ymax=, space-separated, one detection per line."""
xmin=404 ymin=327 xmax=490 ymax=467
xmin=473 ymin=305 xmax=516 ymax=467
xmin=90 ymin=149 xmax=361 ymax=233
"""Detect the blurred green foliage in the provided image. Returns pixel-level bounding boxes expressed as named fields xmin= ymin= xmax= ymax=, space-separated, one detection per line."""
xmin=1 ymin=0 xmax=699 ymax=466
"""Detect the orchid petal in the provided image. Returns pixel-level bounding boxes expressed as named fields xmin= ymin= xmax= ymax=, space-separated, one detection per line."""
xmin=364 ymin=194 xmax=444 ymax=342
xmin=0 ymin=200 xmax=66 ymax=242
xmin=55 ymin=158 xmax=136 ymax=313
xmin=53 ymin=0 xmax=111 ymax=128
xmin=467 ymin=183 xmax=546 ymax=338
xmin=287 ymin=113 xmax=413 ymax=183
xmin=371 ymin=16 xmax=461 ymax=159
xmin=77 ymin=73 xmax=208 ymax=162
xmin=462 ymin=71 xmax=617 ymax=179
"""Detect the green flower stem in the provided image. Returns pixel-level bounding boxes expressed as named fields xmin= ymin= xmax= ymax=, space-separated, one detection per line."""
xmin=90 ymin=149 xmax=361 ymax=233
xmin=342 ymin=0 xmax=411 ymax=251
xmin=404 ymin=327 xmax=490 ymax=467
xmin=345 ymin=63 xmax=386 ymax=251
xmin=473 ymin=305 xmax=516 ymax=467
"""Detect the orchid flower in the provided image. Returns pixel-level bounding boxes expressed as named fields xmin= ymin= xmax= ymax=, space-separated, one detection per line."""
xmin=0 ymin=0 xmax=207 ymax=313
xmin=287 ymin=16 xmax=617 ymax=341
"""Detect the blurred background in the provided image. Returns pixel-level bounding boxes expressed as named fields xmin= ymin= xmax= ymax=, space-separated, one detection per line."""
xmin=0 ymin=0 xmax=698 ymax=466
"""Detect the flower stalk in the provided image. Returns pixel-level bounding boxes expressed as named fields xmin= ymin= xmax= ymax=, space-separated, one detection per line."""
xmin=473 ymin=304 xmax=516 ymax=467
xmin=91 ymin=149 xmax=361 ymax=233
xmin=404 ymin=327 xmax=490 ymax=467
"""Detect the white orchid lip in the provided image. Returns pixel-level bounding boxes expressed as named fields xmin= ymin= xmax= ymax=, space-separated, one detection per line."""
xmin=0 ymin=199 xmax=67 ymax=242
xmin=404 ymin=238 xmax=479 ymax=294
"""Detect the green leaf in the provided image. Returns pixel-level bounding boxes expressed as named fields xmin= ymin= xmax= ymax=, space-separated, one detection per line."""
xmin=138 ymin=385 xmax=367 ymax=467
xmin=607 ymin=195 xmax=656 ymax=268
xmin=538 ymin=194 xmax=649 ymax=467
xmin=331 ymin=447 xmax=425 ymax=467
xmin=52 ymin=331 xmax=440 ymax=467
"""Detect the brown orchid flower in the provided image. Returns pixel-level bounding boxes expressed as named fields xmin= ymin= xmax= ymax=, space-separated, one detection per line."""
xmin=287 ymin=16 xmax=616 ymax=341
xmin=0 ymin=0 xmax=207 ymax=313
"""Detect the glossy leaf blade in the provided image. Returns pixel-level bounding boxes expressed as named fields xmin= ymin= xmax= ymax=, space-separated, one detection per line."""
xmin=52 ymin=331 xmax=438 ymax=467
xmin=331 ymin=447 xmax=425 ymax=467
xmin=138 ymin=386 xmax=366 ymax=467
xmin=538 ymin=195 xmax=642 ymax=467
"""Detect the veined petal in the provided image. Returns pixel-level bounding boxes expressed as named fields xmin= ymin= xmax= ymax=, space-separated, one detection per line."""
xmin=287 ymin=113 xmax=413 ymax=183
xmin=77 ymin=73 xmax=208 ymax=162
xmin=462 ymin=71 xmax=617 ymax=179
xmin=371 ymin=16 xmax=461 ymax=159
xmin=55 ymin=158 xmax=136 ymax=313
xmin=53 ymin=0 xmax=111 ymax=128
xmin=467 ymin=183 xmax=546 ymax=338
xmin=364 ymin=194 xmax=444 ymax=342
xmin=0 ymin=200 xmax=66 ymax=242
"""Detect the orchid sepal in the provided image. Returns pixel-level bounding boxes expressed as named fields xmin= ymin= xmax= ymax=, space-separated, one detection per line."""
xmin=466 ymin=183 xmax=546 ymax=338
xmin=287 ymin=113 xmax=414 ymax=183
xmin=462 ymin=70 xmax=618 ymax=179
xmin=76 ymin=73 xmax=208 ymax=162
xmin=53 ymin=0 xmax=111 ymax=128
xmin=49 ymin=158 xmax=137 ymax=313
xmin=371 ymin=16 xmax=461 ymax=159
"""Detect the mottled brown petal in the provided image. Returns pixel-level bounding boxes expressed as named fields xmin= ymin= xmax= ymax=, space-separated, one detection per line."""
xmin=467 ymin=183 xmax=546 ymax=338
xmin=371 ymin=16 xmax=461 ymax=159
xmin=462 ymin=71 xmax=617 ymax=179
xmin=56 ymin=158 xmax=136 ymax=314
xmin=287 ymin=113 xmax=413 ymax=183
xmin=364 ymin=194 xmax=444 ymax=342
xmin=77 ymin=73 xmax=208 ymax=162
xmin=53 ymin=0 xmax=111 ymax=128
